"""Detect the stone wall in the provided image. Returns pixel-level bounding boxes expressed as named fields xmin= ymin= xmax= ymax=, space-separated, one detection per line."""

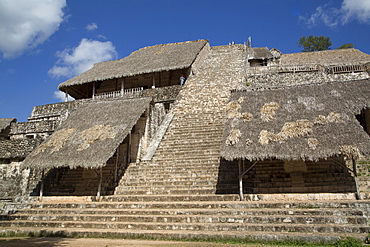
xmin=0 ymin=162 xmax=32 ymax=200
xmin=142 ymin=85 xmax=182 ymax=103
xmin=357 ymin=157 xmax=370 ymax=199
xmin=190 ymin=42 xmax=211 ymax=75
xmin=29 ymin=99 xmax=91 ymax=122
xmin=247 ymin=71 xmax=369 ymax=88
xmin=10 ymin=120 xmax=58 ymax=140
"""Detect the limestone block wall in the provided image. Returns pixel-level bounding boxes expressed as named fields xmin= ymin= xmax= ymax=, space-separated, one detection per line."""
xmin=357 ymin=158 xmax=370 ymax=198
xmin=29 ymin=99 xmax=91 ymax=122
xmin=142 ymin=85 xmax=182 ymax=103
xmin=247 ymin=71 xmax=369 ymax=88
xmin=190 ymin=42 xmax=211 ymax=75
xmin=0 ymin=162 xmax=31 ymax=200
xmin=10 ymin=121 xmax=58 ymax=140
xmin=242 ymin=158 xmax=357 ymax=194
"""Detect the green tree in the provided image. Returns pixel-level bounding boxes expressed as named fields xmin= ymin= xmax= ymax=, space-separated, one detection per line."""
xmin=298 ymin=35 xmax=332 ymax=52
xmin=337 ymin=43 xmax=355 ymax=49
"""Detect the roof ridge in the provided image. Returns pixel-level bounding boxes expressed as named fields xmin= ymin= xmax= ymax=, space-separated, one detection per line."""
xmin=130 ymin=39 xmax=209 ymax=55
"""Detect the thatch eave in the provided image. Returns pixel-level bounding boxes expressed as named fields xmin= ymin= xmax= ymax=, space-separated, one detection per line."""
xmin=221 ymin=79 xmax=370 ymax=162
xmin=21 ymin=97 xmax=152 ymax=170
xmin=58 ymin=40 xmax=209 ymax=91
xmin=280 ymin=48 xmax=370 ymax=66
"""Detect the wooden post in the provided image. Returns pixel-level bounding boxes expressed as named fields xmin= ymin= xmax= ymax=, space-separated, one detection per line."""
xmin=97 ymin=167 xmax=102 ymax=201
xmin=39 ymin=169 xmax=45 ymax=202
xmin=92 ymin=82 xmax=96 ymax=99
xmin=352 ymin=159 xmax=361 ymax=200
xmin=128 ymin=133 xmax=131 ymax=163
xmin=121 ymin=79 xmax=124 ymax=97
xmin=65 ymin=90 xmax=68 ymax=102
xmin=115 ymin=145 xmax=120 ymax=184
xmin=238 ymin=159 xmax=244 ymax=201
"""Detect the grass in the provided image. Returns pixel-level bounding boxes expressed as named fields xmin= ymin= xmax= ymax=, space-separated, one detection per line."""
xmin=0 ymin=231 xmax=367 ymax=247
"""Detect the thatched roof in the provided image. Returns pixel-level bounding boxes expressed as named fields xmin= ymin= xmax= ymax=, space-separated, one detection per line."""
xmin=0 ymin=118 xmax=16 ymax=132
xmin=280 ymin=48 xmax=370 ymax=66
xmin=248 ymin=47 xmax=273 ymax=60
xmin=21 ymin=97 xmax=152 ymax=170
xmin=58 ymin=40 xmax=208 ymax=91
xmin=0 ymin=139 xmax=42 ymax=159
xmin=221 ymin=79 xmax=370 ymax=161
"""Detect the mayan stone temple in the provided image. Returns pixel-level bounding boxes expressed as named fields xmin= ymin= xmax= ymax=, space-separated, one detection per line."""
xmin=1 ymin=39 xmax=370 ymax=242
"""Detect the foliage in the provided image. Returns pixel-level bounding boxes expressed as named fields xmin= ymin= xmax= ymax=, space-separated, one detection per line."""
xmin=298 ymin=35 xmax=332 ymax=52
xmin=334 ymin=237 xmax=363 ymax=247
xmin=337 ymin=43 xmax=355 ymax=49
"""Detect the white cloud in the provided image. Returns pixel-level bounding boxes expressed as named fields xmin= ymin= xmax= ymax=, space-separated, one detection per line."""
xmin=342 ymin=0 xmax=370 ymax=23
xmin=300 ymin=0 xmax=370 ymax=27
xmin=48 ymin=38 xmax=118 ymax=78
xmin=0 ymin=0 xmax=66 ymax=58
xmin=53 ymin=90 xmax=74 ymax=102
xmin=86 ymin=22 xmax=98 ymax=31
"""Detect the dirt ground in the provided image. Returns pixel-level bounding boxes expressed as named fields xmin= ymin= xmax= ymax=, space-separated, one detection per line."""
xmin=0 ymin=237 xmax=269 ymax=247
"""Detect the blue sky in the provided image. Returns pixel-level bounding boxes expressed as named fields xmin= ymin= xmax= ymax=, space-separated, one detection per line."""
xmin=1 ymin=0 xmax=370 ymax=122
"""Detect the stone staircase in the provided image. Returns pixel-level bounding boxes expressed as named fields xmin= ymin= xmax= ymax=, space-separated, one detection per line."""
xmin=115 ymin=44 xmax=245 ymax=196
xmin=1 ymin=45 xmax=369 ymax=243
xmin=1 ymin=197 xmax=370 ymax=243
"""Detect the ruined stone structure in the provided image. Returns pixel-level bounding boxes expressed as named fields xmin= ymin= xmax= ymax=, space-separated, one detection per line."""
xmin=1 ymin=40 xmax=370 ymax=242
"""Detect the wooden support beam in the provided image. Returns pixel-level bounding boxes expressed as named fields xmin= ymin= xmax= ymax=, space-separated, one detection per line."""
xmin=152 ymin=73 xmax=155 ymax=88
xmin=121 ymin=79 xmax=124 ymax=97
xmin=238 ymin=160 xmax=259 ymax=201
xmin=97 ymin=167 xmax=103 ymax=201
xmin=115 ymin=145 xmax=120 ymax=184
xmin=128 ymin=133 xmax=131 ymax=164
xmin=352 ymin=159 xmax=361 ymax=200
xmin=64 ymin=89 xmax=69 ymax=102
xmin=92 ymin=82 xmax=96 ymax=99
xmin=238 ymin=159 xmax=244 ymax=201
xmin=39 ymin=169 xmax=45 ymax=202
xmin=330 ymin=157 xmax=361 ymax=200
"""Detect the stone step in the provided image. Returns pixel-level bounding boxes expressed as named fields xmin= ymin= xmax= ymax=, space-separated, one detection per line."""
xmin=119 ymin=176 xmax=224 ymax=184
xmin=167 ymin=120 xmax=224 ymax=126
xmin=0 ymin=227 xmax=367 ymax=243
xmin=114 ymin=188 xmax=219 ymax=195
xmin=119 ymin=171 xmax=223 ymax=179
xmin=115 ymin=183 xmax=236 ymax=192
xmin=130 ymin=161 xmax=223 ymax=167
xmin=125 ymin=165 xmax=225 ymax=173
xmin=148 ymin=158 xmax=220 ymax=164
xmin=163 ymin=126 xmax=221 ymax=136
xmin=118 ymin=180 xmax=219 ymax=187
xmin=16 ymin=207 xmax=366 ymax=217
xmin=160 ymin=135 xmax=222 ymax=142
xmin=8 ymin=213 xmax=367 ymax=225
xmin=168 ymin=125 xmax=223 ymax=131
xmin=153 ymin=150 xmax=220 ymax=156
xmin=2 ymin=220 xmax=368 ymax=234
xmin=156 ymin=141 xmax=221 ymax=149
xmin=24 ymin=197 xmax=370 ymax=208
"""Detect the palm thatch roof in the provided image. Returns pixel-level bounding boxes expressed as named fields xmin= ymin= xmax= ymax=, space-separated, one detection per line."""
xmin=0 ymin=118 xmax=16 ymax=132
xmin=280 ymin=48 xmax=370 ymax=66
xmin=21 ymin=97 xmax=152 ymax=170
xmin=58 ymin=40 xmax=208 ymax=91
xmin=221 ymin=79 xmax=370 ymax=161
xmin=247 ymin=47 xmax=273 ymax=60
xmin=0 ymin=139 xmax=42 ymax=159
